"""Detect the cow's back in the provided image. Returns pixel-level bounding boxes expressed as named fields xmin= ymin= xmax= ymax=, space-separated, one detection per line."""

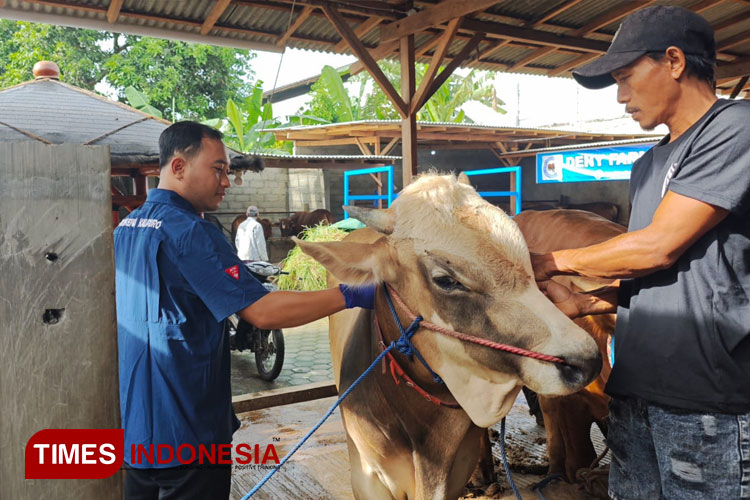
xmin=513 ymin=209 xmax=625 ymax=480
xmin=514 ymin=209 xmax=624 ymax=253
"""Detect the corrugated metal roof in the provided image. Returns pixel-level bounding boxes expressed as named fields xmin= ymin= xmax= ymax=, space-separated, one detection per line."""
xmin=0 ymin=78 xmax=169 ymax=160
xmin=0 ymin=77 xmax=256 ymax=169
xmin=270 ymin=119 xmax=658 ymax=138
xmin=0 ymin=0 xmax=750 ymax=79
xmin=254 ymin=152 xmax=400 ymax=161
xmin=1 ymin=0 xmax=747 ymax=95
xmin=505 ymin=136 xmax=660 ymax=157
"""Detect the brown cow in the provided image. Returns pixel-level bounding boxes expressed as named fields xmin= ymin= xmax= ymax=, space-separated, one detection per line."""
xmin=296 ymin=174 xmax=602 ymax=499
xmin=514 ymin=209 xmax=625 ymax=481
xmin=280 ymin=209 xmax=334 ymax=236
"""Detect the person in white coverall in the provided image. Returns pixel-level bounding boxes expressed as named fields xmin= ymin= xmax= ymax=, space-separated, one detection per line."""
xmin=235 ymin=205 xmax=268 ymax=261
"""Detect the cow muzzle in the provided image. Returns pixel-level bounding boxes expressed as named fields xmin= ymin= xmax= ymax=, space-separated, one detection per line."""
xmin=555 ymin=352 xmax=602 ymax=389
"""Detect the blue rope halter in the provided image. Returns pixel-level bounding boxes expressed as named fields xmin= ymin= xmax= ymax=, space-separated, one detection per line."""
xmin=382 ymin=284 xmax=445 ymax=385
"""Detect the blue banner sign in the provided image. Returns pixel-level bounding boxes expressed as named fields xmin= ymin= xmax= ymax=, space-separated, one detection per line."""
xmin=536 ymin=144 xmax=655 ymax=183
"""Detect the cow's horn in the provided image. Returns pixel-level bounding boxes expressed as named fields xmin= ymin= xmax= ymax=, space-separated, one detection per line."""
xmin=457 ymin=172 xmax=472 ymax=186
xmin=342 ymin=206 xmax=394 ymax=234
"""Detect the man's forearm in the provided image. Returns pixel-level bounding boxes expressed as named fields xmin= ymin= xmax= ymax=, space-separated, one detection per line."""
xmin=239 ymin=287 xmax=346 ymax=329
xmin=548 ymin=229 xmax=672 ymax=279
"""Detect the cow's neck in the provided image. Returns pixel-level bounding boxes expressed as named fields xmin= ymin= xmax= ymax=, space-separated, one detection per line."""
xmin=373 ymin=284 xmax=458 ymax=406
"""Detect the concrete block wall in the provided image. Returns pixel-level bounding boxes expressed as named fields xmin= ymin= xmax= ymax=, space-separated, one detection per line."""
xmin=288 ymin=168 xmax=327 ymax=212
xmin=215 ymin=168 xmax=290 ymax=230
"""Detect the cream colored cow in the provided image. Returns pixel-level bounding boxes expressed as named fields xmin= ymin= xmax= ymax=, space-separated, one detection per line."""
xmin=296 ymin=173 xmax=601 ymax=500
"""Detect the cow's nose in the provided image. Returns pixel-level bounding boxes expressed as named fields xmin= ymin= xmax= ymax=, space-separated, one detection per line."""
xmin=555 ymin=351 xmax=602 ymax=388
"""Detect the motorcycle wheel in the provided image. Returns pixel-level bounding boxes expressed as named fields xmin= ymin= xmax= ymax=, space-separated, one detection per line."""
xmin=255 ymin=329 xmax=285 ymax=381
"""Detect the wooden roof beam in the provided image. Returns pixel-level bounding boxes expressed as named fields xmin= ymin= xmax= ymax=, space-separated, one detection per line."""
xmin=348 ymin=39 xmax=400 ymax=75
xmin=729 ymin=75 xmax=749 ymax=99
xmin=571 ymin=1 xmax=654 ymax=36
xmin=525 ymin=0 xmax=584 ymax=27
xmin=415 ymin=32 xmax=484 ymax=112
xmin=507 ymin=46 xmax=556 ymax=71
xmin=411 ymin=17 xmax=462 ymax=114
xmin=201 ymin=0 xmax=232 ymax=35
xmin=461 ymin=18 xmax=609 ymax=53
xmin=718 ymin=30 xmax=750 ymax=51
xmin=381 ymin=137 xmax=401 ymax=156
xmin=107 ymin=0 xmax=124 ymax=24
xmin=333 ymin=16 xmax=383 ymax=52
xmin=716 ymin=57 xmax=750 ymax=79
xmin=415 ymin=34 xmax=443 ymax=57
xmin=355 ymin=137 xmax=373 ymax=155
xmin=688 ymin=0 xmax=726 ymax=13
xmin=379 ymin=0 xmax=501 ymax=43
xmin=507 ymin=1 xmax=650 ymax=72
xmin=276 ymin=5 xmax=314 ymax=47
xmin=713 ymin=12 xmax=750 ymax=31
xmin=471 ymin=39 xmax=510 ymax=63
xmin=322 ymin=3 xmax=408 ymax=117
xmin=547 ymin=52 xmax=599 ymax=76
xmin=493 ymin=142 xmax=514 ymax=166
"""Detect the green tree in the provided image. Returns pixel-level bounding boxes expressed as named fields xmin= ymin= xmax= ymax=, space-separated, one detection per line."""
xmin=0 ymin=20 xmax=106 ymax=89
xmin=0 ymin=20 xmax=255 ymax=120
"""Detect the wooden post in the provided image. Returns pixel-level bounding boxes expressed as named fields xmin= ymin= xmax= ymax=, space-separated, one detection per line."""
xmin=509 ymin=170 xmax=517 ymax=215
xmin=133 ymin=174 xmax=147 ymax=197
xmin=377 ymin=172 xmax=383 ymax=208
xmin=400 ymin=34 xmax=417 ymax=187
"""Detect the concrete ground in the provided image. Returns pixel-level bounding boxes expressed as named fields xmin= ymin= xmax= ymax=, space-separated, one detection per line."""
xmin=230 ymin=318 xmax=610 ymax=499
xmin=231 ymin=317 xmax=333 ymax=396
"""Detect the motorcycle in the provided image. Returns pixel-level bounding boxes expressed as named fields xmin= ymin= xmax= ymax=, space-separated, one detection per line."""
xmin=227 ymin=261 xmax=286 ymax=381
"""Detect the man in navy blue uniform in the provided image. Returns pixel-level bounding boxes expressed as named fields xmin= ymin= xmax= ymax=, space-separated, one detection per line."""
xmin=114 ymin=121 xmax=372 ymax=499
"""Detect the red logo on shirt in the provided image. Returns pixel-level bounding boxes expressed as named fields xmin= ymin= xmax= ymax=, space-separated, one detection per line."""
xmin=225 ymin=265 xmax=240 ymax=280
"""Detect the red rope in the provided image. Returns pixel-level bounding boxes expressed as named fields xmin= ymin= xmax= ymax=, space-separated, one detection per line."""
xmin=386 ymin=284 xmax=565 ymax=365
xmin=374 ymin=316 xmax=461 ymax=408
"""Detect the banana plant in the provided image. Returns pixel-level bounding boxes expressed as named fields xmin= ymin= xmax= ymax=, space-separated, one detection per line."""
xmin=125 ymin=86 xmax=163 ymax=118
xmin=418 ymin=70 xmax=502 ymax=123
xmin=222 ymin=82 xmax=290 ymax=154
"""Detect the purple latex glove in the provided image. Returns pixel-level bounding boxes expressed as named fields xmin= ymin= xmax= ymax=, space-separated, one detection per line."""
xmin=339 ymin=283 xmax=376 ymax=309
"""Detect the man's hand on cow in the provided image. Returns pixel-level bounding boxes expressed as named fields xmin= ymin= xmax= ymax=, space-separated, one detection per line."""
xmin=530 ymin=252 xmax=559 ymax=281
xmin=339 ymin=283 xmax=376 ymax=309
xmin=537 ymin=279 xmax=582 ymax=319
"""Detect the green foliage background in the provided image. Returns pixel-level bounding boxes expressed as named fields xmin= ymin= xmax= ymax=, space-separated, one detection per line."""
xmin=302 ymin=61 xmax=503 ymax=124
xmin=0 ymin=20 xmax=255 ymax=120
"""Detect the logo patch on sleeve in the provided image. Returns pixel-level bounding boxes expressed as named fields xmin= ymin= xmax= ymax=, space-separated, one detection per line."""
xmin=225 ymin=265 xmax=240 ymax=280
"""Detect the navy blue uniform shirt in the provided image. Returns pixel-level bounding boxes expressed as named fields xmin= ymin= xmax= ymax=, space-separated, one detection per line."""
xmin=114 ymin=189 xmax=269 ymax=468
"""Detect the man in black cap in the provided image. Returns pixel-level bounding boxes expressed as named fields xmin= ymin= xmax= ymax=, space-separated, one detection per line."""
xmin=531 ymin=5 xmax=750 ymax=500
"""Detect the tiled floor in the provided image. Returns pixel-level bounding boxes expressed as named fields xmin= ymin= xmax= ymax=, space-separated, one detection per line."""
xmin=231 ymin=318 xmax=333 ymax=396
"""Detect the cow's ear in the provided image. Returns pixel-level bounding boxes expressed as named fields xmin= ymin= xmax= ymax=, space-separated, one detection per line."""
xmin=457 ymin=172 xmax=472 ymax=186
xmin=342 ymin=206 xmax=394 ymax=234
xmin=293 ymin=236 xmax=397 ymax=285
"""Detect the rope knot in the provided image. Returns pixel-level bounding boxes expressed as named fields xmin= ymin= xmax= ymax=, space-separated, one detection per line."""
xmin=394 ymin=315 xmax=422 ymax=357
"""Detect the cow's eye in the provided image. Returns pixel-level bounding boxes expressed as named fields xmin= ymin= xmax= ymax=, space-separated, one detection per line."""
xmin=432 ymin=275 xmax=466 ymax=291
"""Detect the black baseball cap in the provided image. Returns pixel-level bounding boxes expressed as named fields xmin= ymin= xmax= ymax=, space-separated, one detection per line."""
xmin=572 ymin=5 xmax=716 ymax=89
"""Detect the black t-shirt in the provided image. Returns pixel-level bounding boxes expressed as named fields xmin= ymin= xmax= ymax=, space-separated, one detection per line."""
xmin=605 ymin=99 xmax=750 ymax=414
